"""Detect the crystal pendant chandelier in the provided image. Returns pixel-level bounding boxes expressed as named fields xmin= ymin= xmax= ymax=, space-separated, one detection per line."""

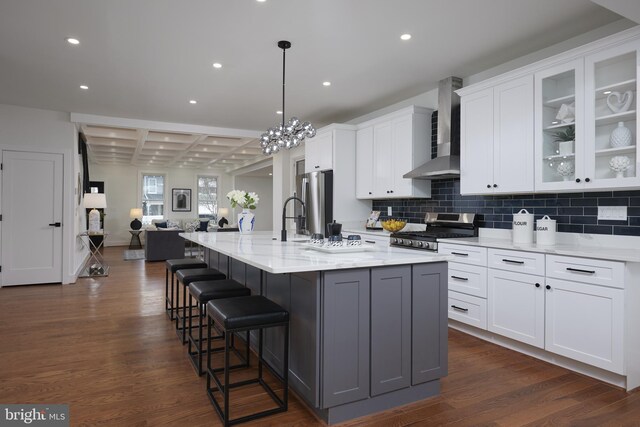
xmin=260 ymin=40 xmax=315 ymax=155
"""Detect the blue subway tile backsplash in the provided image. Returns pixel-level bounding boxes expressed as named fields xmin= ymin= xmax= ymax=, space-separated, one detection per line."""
xmin=374 ymin=111 xmax=640 ymax=236
xmin=372 ymin=178 xmax=640 ymax=236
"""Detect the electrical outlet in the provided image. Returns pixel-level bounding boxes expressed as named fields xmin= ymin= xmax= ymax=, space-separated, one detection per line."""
xmin=597 ymin=206 xmax=627 ymax=221
xmin=387 ymin=206 xmax=392 ymax=216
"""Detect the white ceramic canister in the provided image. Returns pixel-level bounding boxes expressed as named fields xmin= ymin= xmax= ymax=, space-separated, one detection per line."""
xmin=536 ymin=215 xmax=556 ymax=246
xmin=512 ymin=209 xmax=534 ymax=244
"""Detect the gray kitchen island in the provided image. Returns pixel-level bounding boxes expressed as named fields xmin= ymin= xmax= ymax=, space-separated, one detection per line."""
xmin=181 ymin=231 xmax=450 ymax=424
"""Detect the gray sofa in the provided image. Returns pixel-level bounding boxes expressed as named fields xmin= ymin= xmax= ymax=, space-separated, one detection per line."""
xmin=144 ymin=229 xmax=186 ymax=261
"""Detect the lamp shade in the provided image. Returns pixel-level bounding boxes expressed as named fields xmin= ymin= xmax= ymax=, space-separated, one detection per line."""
xmin=84 ymin=193 xmax=107 ymax=209
xmin=218 ymin=208 xmax=229 ymax=217
xmin=129 ymin=208 xmax=143 ymax=219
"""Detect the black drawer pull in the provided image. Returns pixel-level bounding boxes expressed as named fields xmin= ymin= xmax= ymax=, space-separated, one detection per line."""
xmin=451 ymin=275 xmax=469 ymax=281
xmin=566 ymin=267 xmax=596 ymax=274
xmin=451 ymin=252 xmax=469 ymax=256
xmin=502 ymin=258 xmax=524 ymax=264
xmin=451 ymin=305 xmax=469 ymax=312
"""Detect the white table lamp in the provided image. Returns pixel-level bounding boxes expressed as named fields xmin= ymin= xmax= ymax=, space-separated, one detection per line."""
xmin=84 ymin=193 xmax=107 ymax=233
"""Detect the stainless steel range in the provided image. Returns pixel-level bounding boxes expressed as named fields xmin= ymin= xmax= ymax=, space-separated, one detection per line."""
xmin=389 ymin=213 xmax=477 ymax=251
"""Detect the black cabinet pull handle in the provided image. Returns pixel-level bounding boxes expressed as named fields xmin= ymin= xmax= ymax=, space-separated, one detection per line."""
xmin=487 ymin=184 xmax=491 ymax=188
xmin=585 ymin=178 xmax=591 ymax=183
xmin=493 ymin=184 xmax=498 ymax=188
xmin=451 ymin=305 xmax=469 ymax=312
xmin=575 ymin=178 xmax=581 ymax=183
xmin=48 ymin=222 xmax=62 ymax=227
xmin=566 ymin=267 xmax=596 ymax=274
xmin=451 ymin=252 xmax=469 ymax=256
xmin=546 ymin=285 xmax=551 ymax=290
xmin=390 ymin=190 xmax=394 ymax=193
xmin=502 ymin=258 xmax=524 ymax=264
xmin=368 ymin=192 xmax=372 ymax=195
xmin=535 ymin=283 xmax=540 ymax=288
xmin=315 ymin=165 xmax=320 ymax=169
xmin=451 ymin=275 xmax=469 ymax=281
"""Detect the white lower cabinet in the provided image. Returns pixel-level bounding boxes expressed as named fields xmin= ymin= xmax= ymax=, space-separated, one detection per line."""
xmin=446 ymin=244 xmax=630 ymax=381
xmin=487 ymin=269 xmax=545 ymax=349
xmin=545 ymin=277 xmax=624 ymax=374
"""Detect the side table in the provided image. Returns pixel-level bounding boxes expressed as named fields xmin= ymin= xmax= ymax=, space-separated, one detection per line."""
xmin=129 ymin=230 xmax=143 ymax=249
xmin=79 ymin=231 xmax=109 ymax=277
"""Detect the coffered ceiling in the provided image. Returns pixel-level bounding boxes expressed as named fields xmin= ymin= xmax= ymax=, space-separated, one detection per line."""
xmin=81 ymin=124 xmax=262 ymax=169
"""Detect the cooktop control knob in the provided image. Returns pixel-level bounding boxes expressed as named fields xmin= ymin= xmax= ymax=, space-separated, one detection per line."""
xmin=397 ymin=239 xmax=403 ymax=245
xmin=416 ymin=241 xmax=424 ymax=248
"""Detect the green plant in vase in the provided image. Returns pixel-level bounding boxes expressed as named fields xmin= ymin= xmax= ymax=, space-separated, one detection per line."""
xmin=553 ymin=125 xmax=575 ymax=156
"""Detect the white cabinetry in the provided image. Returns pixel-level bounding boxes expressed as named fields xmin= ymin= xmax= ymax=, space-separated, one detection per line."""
xmin=535 ymin=39 xmax=640 ymax=191
xmin=355 ymin=106 xmax=431 ymax=199
xmin=487 ymin=268 xmax=545 ymax=349
xmin=545 ymin=277 xmax=624 ymax=374
xmin=305 ymin=130 xmax=333 ymax=173
xmin=446 ymin=242 xmax=634 ymax=386
xmin=355 ymin=127 xmax=374 ymax=198
xmin=440 ymin=243 xmax=488 ymax=330
xmin=304 ymin=124 xmax=372 ymax=224
xmin=460 ymin=75 xmax=534 ymax=195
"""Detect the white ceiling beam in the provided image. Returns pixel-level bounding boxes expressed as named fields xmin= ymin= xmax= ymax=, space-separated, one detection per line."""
xmin=130 ymin=129 xmax=149 ymax=165
xmin=70 ymin=113 xmax=262 ymax=139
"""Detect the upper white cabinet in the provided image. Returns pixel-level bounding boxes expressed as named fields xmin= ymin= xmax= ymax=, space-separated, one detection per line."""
xmin=305 ymin=130 xmax=333 ymax=173
xmin=460 ymin=75 xmax=534 ymax=195
xmin=355 ymin=106 xmax=431 ymax=199
xmin=355 ymin=127 xmax=374 ymax=198
xmin=536 ymin=39 xmax=640 ymax=191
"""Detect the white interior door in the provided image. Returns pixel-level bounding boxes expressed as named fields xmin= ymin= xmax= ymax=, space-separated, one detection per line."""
xmin=1 ymin=150 xmax=63 ymax=286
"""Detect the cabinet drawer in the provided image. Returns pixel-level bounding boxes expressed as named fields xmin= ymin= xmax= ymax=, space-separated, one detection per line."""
xmin=439 ymin=243 xmax=487 ymax=266
xmin=488 ymin=248 xmax=545 ymax=275
xmin=448 ymin=262 xmax=487 ymax=298
xmin=448 ymin=291 xmax=487 ymax=330
xmin=546 ymin=255 xmax=624 ymax=289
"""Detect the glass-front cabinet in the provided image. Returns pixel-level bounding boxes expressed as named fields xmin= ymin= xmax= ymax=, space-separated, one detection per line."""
xmin=585 ymin=42 xmax=639 ymax=188
xmin=535 ymin=60 xmax=584 ymax=191
xmin=535 ymin=40 xmax=640 ymax=191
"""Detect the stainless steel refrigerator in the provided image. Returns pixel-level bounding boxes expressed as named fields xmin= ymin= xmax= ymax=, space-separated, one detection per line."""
xmin=294 ymin=169 xmax=333 ymax=237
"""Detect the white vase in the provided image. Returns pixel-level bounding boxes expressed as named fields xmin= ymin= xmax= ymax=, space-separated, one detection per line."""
xmin=610 ymin=122 xmax=632 ymax=147
xmin=237 ymin=209 xmax=255 ymax=234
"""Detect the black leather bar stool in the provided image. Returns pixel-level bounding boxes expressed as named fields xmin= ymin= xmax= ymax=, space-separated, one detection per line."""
xmin=206 ymin=295 xmax=289 ymax=426
xmin=187 ymin=280 xmax=251 ymax=376
xmin=175 ymin=268 xmax=226 ymax=344
xmin=164 ymin=259 xmax=207 ymax=320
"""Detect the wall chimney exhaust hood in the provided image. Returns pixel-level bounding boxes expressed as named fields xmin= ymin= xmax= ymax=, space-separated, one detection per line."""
xmin=404 ymin=76 xmax=462 ymax=179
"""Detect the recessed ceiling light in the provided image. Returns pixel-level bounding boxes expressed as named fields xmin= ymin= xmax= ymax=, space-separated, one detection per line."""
xmin=66 ymin=37 xmax=80 ymax=45
xmin=155 ymin=151 xmax=159 ymax=155
xmin=268 ymin=172 xmax=273 ymax=176
xmin=400 ymin=34 xmax=412 ymax=41
xmin=212 ymin=62 xmax=222 ymax=69
xmin=256 ymin=0 xmax=266 ymax=2
xmin=603 ymin=90 xmax=612 ymax=95
xmin=323 ymin=81 xmax=331 ymax=87
xmin=195 ymin=153 xmax=199 ymax=157
xmin=189 ymin=158 xmax=193 ymax=161
xmin=159 ymin=145 xmax=164 ymax=149
xmin=80 ymin=85 xmax=89 ymax=90
xmin=276 ymin=110 xmax=283 ymax=115
xmin=189 ymin=100 xmax=197 ymax=104
xmin=152 ymin=156 xmax=156 ymax=160
xmin=203 ymin=147 xmax=208 ymax=151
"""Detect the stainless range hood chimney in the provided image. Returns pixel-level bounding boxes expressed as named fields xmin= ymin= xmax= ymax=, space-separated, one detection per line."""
xmin=403 ymin=76 xmax=462 ymax=179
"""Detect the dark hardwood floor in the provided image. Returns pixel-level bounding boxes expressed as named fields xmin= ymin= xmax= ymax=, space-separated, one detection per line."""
xmin=0 ymin=247 xmax=638 ymax=426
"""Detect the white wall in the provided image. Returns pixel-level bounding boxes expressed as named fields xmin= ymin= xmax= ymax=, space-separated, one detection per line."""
xmin=0 ymin=104 xmax=85 ymax=283
xmin=90 ymin=163 xmax=235 ymax=246
xmin=234 ymin=175 xmax=273 ymax=231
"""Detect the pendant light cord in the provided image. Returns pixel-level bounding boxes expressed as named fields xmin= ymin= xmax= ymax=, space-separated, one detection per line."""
xmin=281 ymin=46 xmax=286 ymax=129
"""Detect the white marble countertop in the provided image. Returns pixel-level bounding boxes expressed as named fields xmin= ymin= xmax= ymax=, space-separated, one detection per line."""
xmin=438 ymin=235 xmax=640 ymax=263
xmin=181 ymin=231 xmax=450 ymax=274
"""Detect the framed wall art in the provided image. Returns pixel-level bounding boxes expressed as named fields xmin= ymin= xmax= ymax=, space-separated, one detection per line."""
xmin=172 ymin=188 xmax=191 ymax=212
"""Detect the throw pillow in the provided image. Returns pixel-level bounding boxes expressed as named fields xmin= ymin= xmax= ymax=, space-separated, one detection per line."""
xmin=166 ymin=219 xmax=180 ymax=229
xmin=156 ymin=221 xmax=168 ymax=229
xmin=185 ymin=220 xmax=199 ymax=233
xmin=197 ymin=220 xmax=210 ymax=232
